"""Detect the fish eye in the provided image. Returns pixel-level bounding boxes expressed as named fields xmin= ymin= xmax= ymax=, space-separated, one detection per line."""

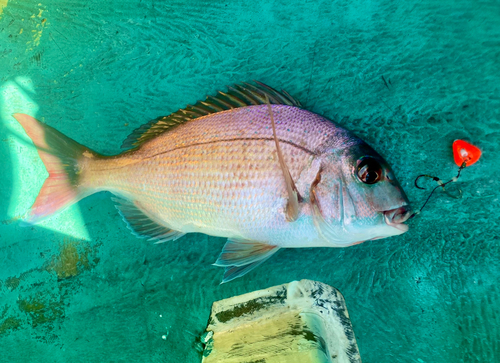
xmin=357 ymin=157 xmax=382 ymax=184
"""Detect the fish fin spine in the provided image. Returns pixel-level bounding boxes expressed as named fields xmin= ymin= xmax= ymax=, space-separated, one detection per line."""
xmin=121 ymin=81 xmax=302 ymax=149
xmin=13 ymin=113 xmax=98 ymax=224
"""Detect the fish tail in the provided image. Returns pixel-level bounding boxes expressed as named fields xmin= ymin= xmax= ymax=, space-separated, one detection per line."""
xmin=13 ymin=113 xmax=100 ymax=225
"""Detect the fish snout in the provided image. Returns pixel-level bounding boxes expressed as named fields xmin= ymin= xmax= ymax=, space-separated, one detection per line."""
xmin=383 ymin=205 xmax=412 ymax=232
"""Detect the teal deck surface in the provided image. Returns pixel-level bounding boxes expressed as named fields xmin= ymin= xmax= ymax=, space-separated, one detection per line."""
xmin=0 ymin=0 xmax=499 ymax=362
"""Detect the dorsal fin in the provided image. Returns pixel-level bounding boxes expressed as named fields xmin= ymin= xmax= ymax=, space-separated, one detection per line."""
xmin=121 ymin=81 xmax=302 ymax=149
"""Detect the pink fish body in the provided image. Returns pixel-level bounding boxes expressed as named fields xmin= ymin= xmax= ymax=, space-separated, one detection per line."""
xmin=14 ymin=83 xmax=411 ymax=282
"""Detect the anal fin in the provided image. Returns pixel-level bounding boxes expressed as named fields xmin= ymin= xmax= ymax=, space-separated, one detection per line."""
xmin=112 ymin=198 xmax=185 ymax=243
xmin=214 ymin=238 xmax=280 ymax=283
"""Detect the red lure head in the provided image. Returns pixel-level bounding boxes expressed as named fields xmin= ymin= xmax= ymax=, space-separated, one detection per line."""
xmin=453 ymin=140 xmax=481 ymax=167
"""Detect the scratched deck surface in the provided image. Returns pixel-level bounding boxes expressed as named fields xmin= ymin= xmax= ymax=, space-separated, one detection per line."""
xmin=0 ymin=0 xmax=499 ymax=362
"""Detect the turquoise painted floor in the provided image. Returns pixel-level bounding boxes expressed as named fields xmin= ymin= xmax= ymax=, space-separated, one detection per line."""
xmin=0 ymin=0 xmax=499 ymax=362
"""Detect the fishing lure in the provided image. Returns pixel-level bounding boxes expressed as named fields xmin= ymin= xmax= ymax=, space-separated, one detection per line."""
xmin=412 ymin=140 xmax=481 ymax=217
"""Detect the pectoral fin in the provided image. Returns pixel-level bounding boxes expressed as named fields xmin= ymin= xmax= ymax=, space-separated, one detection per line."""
xmin=214 ymin=238 xmax=280 ymax=283
xmin=265 ymin=97 xmax=301 ymax=222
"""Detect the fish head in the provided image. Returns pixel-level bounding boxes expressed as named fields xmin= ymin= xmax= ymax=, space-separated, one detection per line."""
xmin=318 ymin=140 xmax=412 ymax=246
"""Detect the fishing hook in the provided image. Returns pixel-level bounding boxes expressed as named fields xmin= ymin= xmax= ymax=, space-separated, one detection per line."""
xmin=410 ymin=161 xmax=466 ymax=218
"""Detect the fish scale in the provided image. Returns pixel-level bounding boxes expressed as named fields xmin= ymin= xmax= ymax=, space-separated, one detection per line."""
xmin=82 ymin=105 xmax=340 ymax=245
xmin=98 ymin=145 xmax=314 ymax=244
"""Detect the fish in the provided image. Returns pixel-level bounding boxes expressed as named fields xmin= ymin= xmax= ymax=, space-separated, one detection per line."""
xmin=13 ymin=82 xmax=412 ymax=282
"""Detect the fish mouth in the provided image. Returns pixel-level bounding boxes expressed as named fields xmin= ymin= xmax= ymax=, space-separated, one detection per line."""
xmin=383 ymin=205 xmax=412 ymax=232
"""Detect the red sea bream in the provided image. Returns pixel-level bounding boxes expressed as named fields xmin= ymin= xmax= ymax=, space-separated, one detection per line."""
xmin=14 ymin=82 xmax=412 ymax=282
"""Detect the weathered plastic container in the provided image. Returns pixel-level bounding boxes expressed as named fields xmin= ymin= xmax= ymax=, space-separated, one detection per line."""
xmin=202 ymin=280 xmax=361 ymax=363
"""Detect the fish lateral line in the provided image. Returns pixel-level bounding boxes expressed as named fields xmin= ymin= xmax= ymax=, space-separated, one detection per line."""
xmin=97 ymin=135 xmax=320 ymax=172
